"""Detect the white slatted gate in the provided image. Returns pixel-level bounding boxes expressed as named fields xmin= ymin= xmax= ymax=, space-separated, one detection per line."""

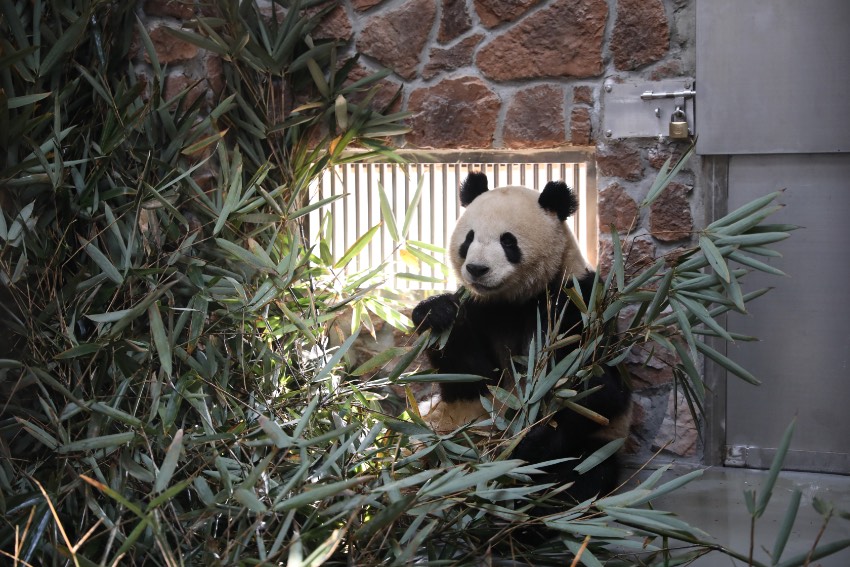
xmin=308 ymin=158 xmax=595 ymax=291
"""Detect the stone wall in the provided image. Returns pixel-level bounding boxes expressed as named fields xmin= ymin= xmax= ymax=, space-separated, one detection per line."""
xmin=136 ymin=0 xmax=704 ymax=464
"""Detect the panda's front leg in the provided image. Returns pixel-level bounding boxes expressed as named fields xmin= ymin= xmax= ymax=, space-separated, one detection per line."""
xmin=411 ymin=293 xmax=459 ymax=334
xmin=412 ymin=293 xmax=493 ymax=433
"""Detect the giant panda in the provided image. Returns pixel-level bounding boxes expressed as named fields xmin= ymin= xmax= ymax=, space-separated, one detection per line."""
xmin=411 ymin=171 xmax=632 ymax=502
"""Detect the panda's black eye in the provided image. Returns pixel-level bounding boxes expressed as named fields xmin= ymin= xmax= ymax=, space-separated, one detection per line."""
xmin=459 ymin=230 xmax=474 ymax=259
xmin=500 ymin=232 xmax=521 ymax=263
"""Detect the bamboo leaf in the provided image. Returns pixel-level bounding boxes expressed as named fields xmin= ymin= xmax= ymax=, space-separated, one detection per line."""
xmin=772 ymin=488 xmax=802 ymax=564
xmin=259 ymin=416 xmax=292 ymax=449
xmin=377 ymin=182 xmax=399 ymax=242
xmin=573 ymin=438 xmax=625 ymax=475
xmin=90 ymin=402 xmax=143 ymax=428
xmin=148 ymin=303 xmax=172 ymax=378
xmin=54 ymin=343 xmax=102 ymax=359
xmin=334 ymin=95 xmax=348 ymax=130
xmin=79 ymin=237 xmax=123 ymax=285
xmin=774 ymin=539 xmax=850 ymax=567
xmin=216 ymin=238 xmax=274 ymax=272
xmin=79 ymin=475 xmax=146 ymax=519
xmin=755 ymin=419 xmax=795 ymax=518
xmin=303 ymin=528 xmax=344 ymax=567
xmin=162 ymin=27 xmax=228 ymax=56
xmin=7 ymin=92 xmax=52 ymax=109
xmin=351 ymin=346 xmax=409 ymax=376
xmin=399 ymin=373 xmax=486 ymax=383
xmin=86 ymin=309 xmax=134 ymax=323
xmin=234 ymin=487 xmax=269 ymax=513
xmin=487 ymin=385 xmax=522 ymax=411
xmin=306 ymin=58 xmax=330 ymax=98
xmin=603 ymin=506 xmax=707 ymax=538
xmin=699 ymin=235 xmax=731 ymax=283
xmin=695 ymin=340 xmax=761 ymax=385
xmin=59 ymin=431 xmax=136 ymax=453
xmin=334 ymin=223 xmax=381 ymax=269
xmin=728 ymin=249 xmax=787 ymax=277
xmin=673 ymin=295 xmax=734 ymax=342
xmin=288 ymin=193 xmax=343 ymax=220
xmin=154 ymin=429 xmax=183 ymax=494
xmin=424 ymin=461 xmax=518 ymax=497
xmin=40 ymin=11 xmax=87 ymax=75
xmin=15 ymin=417 xmax=59 ymax=450
xmin=273 ymin=477 xmax=369 ymax=512
xmin=611 ymin=229 xmax=625 ymax=290
xmin=313 ymin=328 xmax=360 ymax=384
xmin=707 ymin=190 xmax=783 ymax=230
xmin=641 ymin=144 xmax=695 ymax=207
xmin=401 ymin=176 xmax=425 ymax=239
xmin=715 ymin=232 xmax=791 ymax=247
xmin=645 ymin=268 xmax=674 ymax=323
xmin=354 ymin=495 xmax=415 ymax=540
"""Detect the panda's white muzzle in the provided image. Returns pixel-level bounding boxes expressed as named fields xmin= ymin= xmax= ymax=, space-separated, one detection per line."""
xmin=460 ymin=242 xmax=517 ymax=294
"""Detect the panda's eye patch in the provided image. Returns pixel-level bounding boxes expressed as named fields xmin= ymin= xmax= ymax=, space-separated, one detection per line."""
xmin=500 ymin=232 xmax=522 ymax=263
xmin=459 ymin=230 xmax=474 ymax=259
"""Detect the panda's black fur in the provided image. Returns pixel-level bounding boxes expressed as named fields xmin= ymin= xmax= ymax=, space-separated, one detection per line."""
xmin=412 ymin=172 xmax=632 ymax=502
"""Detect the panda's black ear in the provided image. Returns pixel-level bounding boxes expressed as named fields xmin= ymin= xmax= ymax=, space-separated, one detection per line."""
xmin=459 ymin=171 xmax=489 ymax=206
xmin=539 ymin=181 xmax=579 ymax=221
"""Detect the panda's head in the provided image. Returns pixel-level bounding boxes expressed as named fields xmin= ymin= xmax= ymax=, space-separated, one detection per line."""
xmin=450 ymin=172 xmax=589 ymax=302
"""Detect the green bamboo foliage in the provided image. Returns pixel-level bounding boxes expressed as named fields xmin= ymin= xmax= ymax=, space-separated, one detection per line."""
xmin=2 ymin=1 xmax=849 ymax=566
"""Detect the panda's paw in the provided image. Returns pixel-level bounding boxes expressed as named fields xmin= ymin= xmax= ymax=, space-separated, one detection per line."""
xmin=412 ymin=293 xmax=459 ymax=334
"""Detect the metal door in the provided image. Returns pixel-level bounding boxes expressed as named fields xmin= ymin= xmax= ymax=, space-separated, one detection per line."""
xmin=697 ymin=0 xmax=850 ymax=473
xmin=724 ymin=155 xmax=850 ymax=473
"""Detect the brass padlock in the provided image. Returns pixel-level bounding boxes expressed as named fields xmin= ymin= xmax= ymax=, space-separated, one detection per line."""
xmin=669 ymin=107 xmax=689 ymax=139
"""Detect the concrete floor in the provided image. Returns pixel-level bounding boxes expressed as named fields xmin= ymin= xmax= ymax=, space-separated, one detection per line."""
xmin=647 ymin=467 xmax=850 ymax=566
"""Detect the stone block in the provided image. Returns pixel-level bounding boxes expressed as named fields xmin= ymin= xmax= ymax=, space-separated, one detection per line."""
xmin=473 ymin=0 xmax=542 ymax=28
xmin=597 ymin=142 xmax=644 ymax=181
xmin=598 ymin=236 xmax=656 ymax=280
xmin=423 ymin=35 xmax=483 ymax=80
xmin=648 ymin=146 xmax=687 ymax=170
xmin=357 ymin=0 xmax=437 ymax=80
xmin=312 ymin=4 xmax=353 ymax=41
xmin=439 ymin=0 xmax=472 ymax=42
xmin=598 ymin=182 xmax=639 ymax=234
xmin=649 ymin=182 xmax=693 ymax=243
xmin=352 ymin=0 xmax=386 ymax=11
xmin=573 ymin=85 xmax=594 ymax=105
xmin=611 ymin=0 xmax=669 ymax=71
xmin=503 ymin=85 xmax=566 ymax=149
xmin=146 ymin=25 xmax=199 ymax=65
xmin=476 ymin=0 xmax=607 ymax=81
xmin=343 ymin=63 xmax=403 ymax=114
xmin=649 ymin=60 xmax=684 ymax=81
xmin=406 ymin=78 xmax=500 ymax=148
xmin=569 ymin=106 xmax=592 ymax=145
xmin=144 ymin=0 xmax=194 ymax=19
xmin=205 ymin=55 xmax=225 ymax=98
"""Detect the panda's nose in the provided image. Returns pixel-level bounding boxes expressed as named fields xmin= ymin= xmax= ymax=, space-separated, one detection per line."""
xmin=466 ymin=264 xmax=489 ymax=278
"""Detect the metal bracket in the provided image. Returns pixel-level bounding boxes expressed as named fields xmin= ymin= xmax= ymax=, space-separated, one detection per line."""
xmin=602 ymin=79 xmax=696 ymax=140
